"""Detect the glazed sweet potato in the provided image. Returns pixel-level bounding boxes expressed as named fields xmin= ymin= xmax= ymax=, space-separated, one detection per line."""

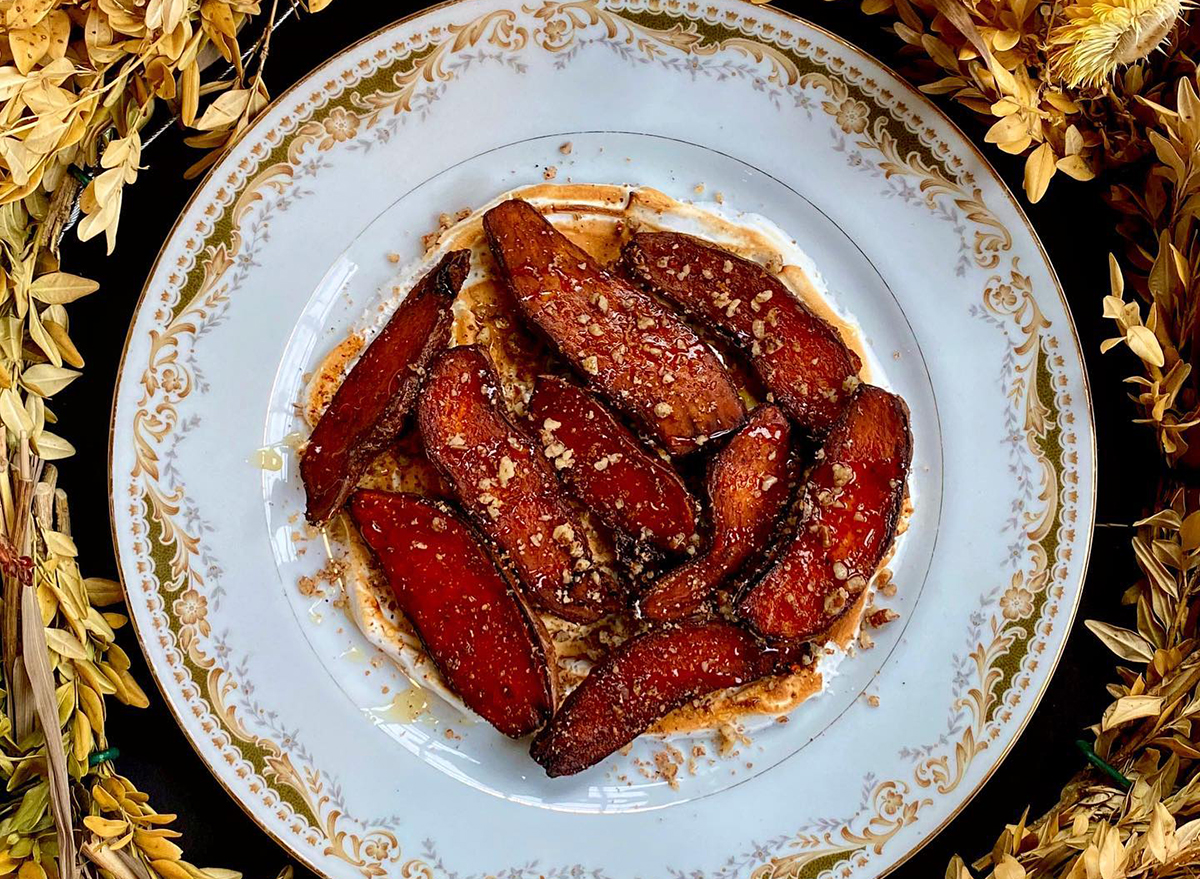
xmin=622 ymin=233 xmax=860 ymax=435
xmin=350 ymin=490 xmax=553 ymax=737
xmin=418 ymin=345 xmax=623 ymax=622
xmin=737 ymin=386 xmax=912 ymax=640
xmin=484 ymin=199 xmax=744 ymax=454
xmin=528 ymin=376 xmax=698 ymax=553
xmin=530 ymin=620 xmax=788 ymax=776
xmin=640 ymin=405 xmax=794 ymax=620
xmin=301 ymin=250 xmax=471 ymax=524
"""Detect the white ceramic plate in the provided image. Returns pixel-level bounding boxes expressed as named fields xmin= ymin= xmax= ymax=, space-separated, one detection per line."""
xmin=110 ymin=2 xmax=1095 ymax=876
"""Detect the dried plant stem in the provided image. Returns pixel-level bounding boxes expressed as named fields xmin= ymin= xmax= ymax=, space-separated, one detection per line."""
xmin=22 ymin=583 xmax=75 ymax=879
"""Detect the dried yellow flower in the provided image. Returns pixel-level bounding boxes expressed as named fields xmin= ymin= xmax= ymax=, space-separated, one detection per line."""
xmin=1049 ymin=0 xmax=1187 ymax=88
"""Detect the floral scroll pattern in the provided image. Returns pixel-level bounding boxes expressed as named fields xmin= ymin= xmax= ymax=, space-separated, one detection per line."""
xmin=116 ymin=1 xmax=1084 ymax=878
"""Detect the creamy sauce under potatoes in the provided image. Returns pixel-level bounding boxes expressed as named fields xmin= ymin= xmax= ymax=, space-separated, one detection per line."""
xmin=307 ymin=184 xmax=885 ymax=737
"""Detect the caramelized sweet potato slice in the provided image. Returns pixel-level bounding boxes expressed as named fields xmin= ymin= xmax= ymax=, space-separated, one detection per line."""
xmin=737 ymin=386 xmax=912 ymax=640
xmin=640 ymin=405 xmax=794 ymax=620
xmin=418 ymin=345 xmax=623 ymax=622
xmin=484 ymin=200 xmax=744 ymax=454
xmin=301 ymin=250 xmax=471 ymax=523
xmin=530 ymin=620 xmax=787 ymax=776
xmin=350 ymin=490 xmax=553 ymax=737
xmin=622 ymin=233 xmax=861 ymax=435
xmin=528 ymin=376 xmax=698 ymax=553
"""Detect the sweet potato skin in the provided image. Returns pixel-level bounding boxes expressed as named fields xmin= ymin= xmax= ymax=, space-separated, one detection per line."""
xmin=737 ymin=386 xmax=912 ymax=640
xmin=350 ymin=490 xmax=552 ymax=737
xmin=622 ymin=233 xmax=860 ymax=435
xmin=529 ymin=376 xmax=698 ymax=553
xmin=483 ymin=200 xmax=744 ymax=454
xmin=640 ymin=405 xmax=794 ymax=620
xmin=301 ymin=250 xmax=471 ymax=524
xmin=530 ymin=620 xmax=787 ymax=776
xmin=418 ymin=345 xmax=623 ymax=622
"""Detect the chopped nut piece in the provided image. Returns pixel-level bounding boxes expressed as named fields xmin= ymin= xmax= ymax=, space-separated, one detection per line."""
xmin=497 ymin=456 xmax=516 ymax=487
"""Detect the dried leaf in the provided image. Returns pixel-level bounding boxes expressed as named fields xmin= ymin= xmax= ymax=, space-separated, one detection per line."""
xmin=22 ymin=586 xmax=75 ymax=879
xmin=22 ymin=363 xmax=79 ymax=397
xmin=42 ymin=528 xmax=75 ymax=556
xmin=994 ymin=854 xmax=1026 ymax=879
xmin=85 ymin=577 xmax=123 ymax=606
xmin=1023 ymin=143 xmax=1057 ymax=204
xmin=0 ymin=387 xmax=34 ymax=436
xmin=1101 ymin=694 xmax=1165 ymax=730
xmin=1056 ymin=154 xmax=1094 ymax=181
xmin=193 ymin=88 xmax=252 ymax=132
xmin=1086 ymin=619 xmax=1156 ymax=662
xmin=32 ymin=429 xmax=73 ymax=460
xmin=43 ymin=626 xmax=87 ymax=660
xmin=29 ymin=273 xmax=99 ymax=305
xmin=1126 ymin=325 xmax=1166 ymax=367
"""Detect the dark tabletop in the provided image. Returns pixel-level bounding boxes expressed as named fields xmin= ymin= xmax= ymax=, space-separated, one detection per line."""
xmin=54 ymin=1 xmax=1153 ymax=875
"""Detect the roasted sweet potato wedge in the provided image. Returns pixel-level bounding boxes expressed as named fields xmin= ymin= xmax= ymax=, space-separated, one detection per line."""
xmin=528 ymin=376 xmax=698 ymax=553
xmin=530 ymin=620 xmax=789 ymax=776
xmin=622 ymin=233 xmax=861 ymax=435
xmin=640 ymin=405 xmax=794 ymax=620
xmin=350 ymin=490 xmax=553 ymax=737
xmin=737 ymin=386 xmax=912 ymax=640
xmin=418 ymin=345 xmax=623 ymax=622
xmin=483 ymin=200 xmax=744 ymax=454
xmin=301 ymin=250 xmax=471 ymax=524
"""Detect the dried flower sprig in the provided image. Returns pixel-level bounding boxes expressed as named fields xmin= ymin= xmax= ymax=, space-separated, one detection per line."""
xmin=1102 ymin=73 xmax=1200 ymax=464
xmin=0 ymin=2 xmax=336 ymax=879
xmin=948 ymin=489 xmax=1200 ymax=879
xmin=1049 ymin=0 xmax=1188 ymax=89
xmin=771 ymin=0 xmax=1194 ymax=201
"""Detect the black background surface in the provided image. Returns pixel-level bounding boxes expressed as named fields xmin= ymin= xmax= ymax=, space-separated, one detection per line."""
xmin=54 ymin=1 xmax=1154 ymax=875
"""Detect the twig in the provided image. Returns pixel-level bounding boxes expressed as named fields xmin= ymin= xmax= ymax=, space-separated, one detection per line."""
xmin=51 ymin=1 xmax=303 ymax=246
xmin=23 ymin=583 xmax=76 ymax=879
xmin=140 ymin=2 xmax=300 ymax=152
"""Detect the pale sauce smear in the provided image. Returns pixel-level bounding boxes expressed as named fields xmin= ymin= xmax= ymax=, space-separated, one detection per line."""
xmin=303 ymin=183 xmax=900 ymax=747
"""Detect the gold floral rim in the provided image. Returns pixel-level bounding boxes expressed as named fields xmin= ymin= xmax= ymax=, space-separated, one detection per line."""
xmin=108 ymin=1 xmax=1095 ymax=877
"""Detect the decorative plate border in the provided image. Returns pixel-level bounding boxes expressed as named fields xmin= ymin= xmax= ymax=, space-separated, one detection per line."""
xmin=109 ymin=2 xmax=1093 ymax=877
